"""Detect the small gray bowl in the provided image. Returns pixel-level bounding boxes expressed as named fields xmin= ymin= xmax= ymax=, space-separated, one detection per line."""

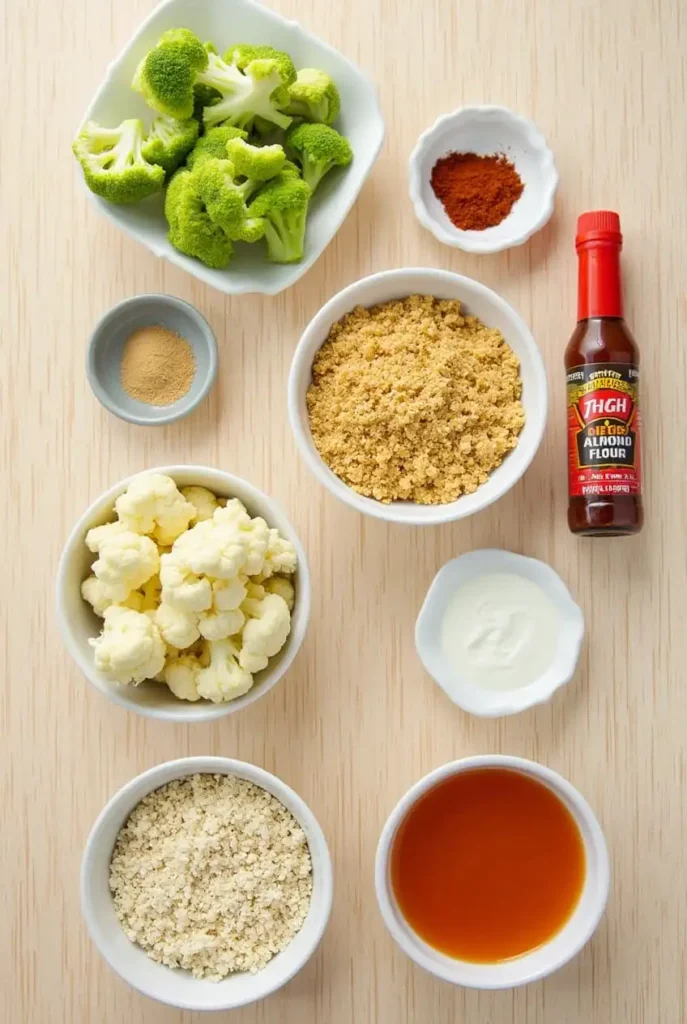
xmin=87 ymin=294 xmax=218 ymax=426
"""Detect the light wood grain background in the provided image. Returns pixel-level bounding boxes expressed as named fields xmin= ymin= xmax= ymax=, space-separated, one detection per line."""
xmin=2 ymin=0 xmax=686 ymax=1021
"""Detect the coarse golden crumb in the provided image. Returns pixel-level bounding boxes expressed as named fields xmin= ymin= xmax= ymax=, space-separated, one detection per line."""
xmin=306 ymin=295 xmax=525 ymax=504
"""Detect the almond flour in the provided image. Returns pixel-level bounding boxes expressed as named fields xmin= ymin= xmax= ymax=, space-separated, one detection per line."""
xmin=109 ymin=774 xmax=312 ymax=979
xmin=306 ymin=294 xmax=525 ymax=504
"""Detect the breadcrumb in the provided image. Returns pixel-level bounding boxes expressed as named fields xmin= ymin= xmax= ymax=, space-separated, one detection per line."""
xmin=306 ymin=294 xmax=525 ymax=504
xmin=109 ymin=774 xmax=312 ymax=979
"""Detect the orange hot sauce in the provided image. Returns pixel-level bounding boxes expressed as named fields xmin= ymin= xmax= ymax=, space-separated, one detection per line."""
xmin=390 ymin=768 xmax=586 ymax=963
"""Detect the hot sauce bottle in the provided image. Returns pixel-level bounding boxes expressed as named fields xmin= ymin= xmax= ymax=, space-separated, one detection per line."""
xmin=565 ymin=211 xmax=643 ymax=536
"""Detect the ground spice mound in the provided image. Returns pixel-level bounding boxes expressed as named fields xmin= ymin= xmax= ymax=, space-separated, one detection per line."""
xmin=306 ymin=295 xmax=525 ymax=504
xmin=120 ymin=325 xmax=196 ymax=405
xmin=430 ymin=152 xmax=524 ymax=231
xmin=109 ymin=774 xmax=312 ymax=980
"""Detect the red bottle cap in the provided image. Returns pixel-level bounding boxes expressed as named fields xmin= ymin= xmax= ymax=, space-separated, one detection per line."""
xmin=576 ymin=210 xmax=622 ymax=249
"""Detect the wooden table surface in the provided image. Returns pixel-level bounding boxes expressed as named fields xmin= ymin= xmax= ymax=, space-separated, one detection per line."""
xmin=3 ymin=0 xmax=686 ymax=1021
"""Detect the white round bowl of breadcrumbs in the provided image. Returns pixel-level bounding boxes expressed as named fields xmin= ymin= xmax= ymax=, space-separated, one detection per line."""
xmin=288 ymin=268 xmax=548 ymax=525
xmin=81 ymin=757 xmax=333 ymax=1011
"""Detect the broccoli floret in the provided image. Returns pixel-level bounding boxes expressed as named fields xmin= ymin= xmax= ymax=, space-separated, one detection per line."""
xmin=281 ymin=159 xmax=302 ymax=179
xmin=196 ymin=52 xmax=293 ymax=132
xmin=224 ymin=43 xmax=296 ymax=103
xmin=286 ymin=122 xmax=352 ymax=192
xmin=226 ymin=137 xmax=285 ymax=181
xmin=72 ymin=118 xmax=165 ymax=204
xmin=248 ymin=173 xmax=311 ymax=262
xmin=164 ymin=169 xmax=233 ymax=268
xmin=185 ymin=125 xmax=249 ymax=170
xmin=133 ymin=28 xmax=208 ymax=120
xmin=192 ymin=83 xmax=222 ymax=122
xmin=284 ymin=68 xmax=341 ymax=126
xmin=191 ymin=159 xmax=265 ymax=242
xmin=142 ymin=114 xmax=199 ymax=176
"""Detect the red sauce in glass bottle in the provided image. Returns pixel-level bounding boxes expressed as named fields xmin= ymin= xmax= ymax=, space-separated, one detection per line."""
xmin=565 ymin=211 xmax=643 ymax=536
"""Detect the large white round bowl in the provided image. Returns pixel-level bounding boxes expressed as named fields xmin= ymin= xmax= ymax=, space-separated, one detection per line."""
xmin=287 ymin=268 xmax=547 ymax=525
xmin=375 ymin=756 xmax=610 ymax=989
xmin=56 ymin=465 xmax=311 ymax=722
xmin=81 ymin=757 xmax=333 ymax=1011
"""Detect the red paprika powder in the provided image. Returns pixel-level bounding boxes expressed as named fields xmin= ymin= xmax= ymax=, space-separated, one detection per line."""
xmin=430 ymin=152 xmax=524 ymax=231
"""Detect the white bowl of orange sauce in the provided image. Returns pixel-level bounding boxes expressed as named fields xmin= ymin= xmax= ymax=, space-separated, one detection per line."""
xmin=375 ymin=756 xmax=609 ymax=989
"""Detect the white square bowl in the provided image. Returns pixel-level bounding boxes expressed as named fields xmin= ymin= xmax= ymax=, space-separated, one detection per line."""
xmin=78 ymin=0 xmax=385 ymax=295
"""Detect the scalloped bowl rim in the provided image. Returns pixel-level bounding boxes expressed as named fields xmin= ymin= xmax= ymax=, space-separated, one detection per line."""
xmin=415 ymin=549 xmax=584 ymax=716
xmin=408 ymin=105 xmax=558 ymax=254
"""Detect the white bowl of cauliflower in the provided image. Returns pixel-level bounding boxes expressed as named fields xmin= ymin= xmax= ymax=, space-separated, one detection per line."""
xmin=56 ymin=467 xmax=310 ymax=721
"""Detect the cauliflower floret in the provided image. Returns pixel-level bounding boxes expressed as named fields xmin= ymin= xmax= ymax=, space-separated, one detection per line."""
xmin=196 ymin=638 xmax=254 ymax=703
xmin=259 ymin=528 xmax=297 ymax=579
xmin=263 ymin=575 xmax=295 ymax=611
xmin=115 ymin=473 xmax=196 ymax=545
xmin=89 ymin=606 xmax=165 ymax=685
xmin=197 ymin=577 xmax=247 ymax=641
xmin=212 ymin=500 xmax=269 ymax=575
xmin=91 ymin=530 xmax=160 ymax=603
xmin=164 ymin=652 xmax=205 ymax=701
xmin=85 ymin=520 xmax=128 ymax=553
xmin=181 ymin=485 xmax=219 ymax=522
xmin=81 ymin=576 xmax=144 ymax=616
xmin=172 ymin=516 xmax=246 ymax=581
xmin=159 ymin=550 xmax=212 ymax=612
xmin=155 ymin=602 xmax=200 ymax=649
xmin=238 ymin=591 xmax=291 ymax=673
xmin=138 ymin=574 xmax=162 ymax=611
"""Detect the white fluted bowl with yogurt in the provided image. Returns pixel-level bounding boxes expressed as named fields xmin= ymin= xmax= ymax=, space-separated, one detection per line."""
xmin=415 ymin=549 xmax=584 ymax=717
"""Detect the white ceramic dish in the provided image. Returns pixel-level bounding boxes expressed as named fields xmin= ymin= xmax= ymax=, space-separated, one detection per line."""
xmin=76 ymin=0 xmax=385 ymax=295
xmin=409 ymin=106 xmax=558 ymax=254
xmin=56 ymin=466 xmax=310 ymax=722
xmin=82 ymin=756 xmax=333 ymax=1010
xmin=288 ymin=268 xmax=547 ymax=525
xmin=415 ymin=549 xmax=584 ymax=716
xmin=375 ymin=755 xmax=610 ymax=989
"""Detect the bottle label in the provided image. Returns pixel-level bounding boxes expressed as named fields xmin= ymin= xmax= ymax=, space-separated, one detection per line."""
xmin=566 ymin=362 xmax=641 ymax=497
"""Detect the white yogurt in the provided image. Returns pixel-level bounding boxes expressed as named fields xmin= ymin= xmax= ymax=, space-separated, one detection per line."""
xmin=440 ymin=572 xmax=561 ymax=691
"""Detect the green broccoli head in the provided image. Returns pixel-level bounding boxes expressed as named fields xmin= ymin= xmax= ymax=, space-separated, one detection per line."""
xmin=286 ymin=122 xmax=352 ymax=192
xmin=191 ymin=159 xmax=266 ymax=243
xmin=285 ymin=68 xmax=341 ymax=126
xmin=225 ymin=137 xmax=285 ymax=181
xmin=72 ymin=118 xmax=165 ymax=204
xmin=133 ymin=28 xmax=208 ymax=120
xmin=196 ymin=52 xmax=293 ymax=132
xmin=142 ymin=114 xmax=199 ymax=176
xmin=185 ymin=125 xmax=248 ymax=170
xmin=225 ymin=43 xmax=297 ymax=101
xmin=281 ymin=159 xmax=302 ymax=179
xmin=164 ymin=168 xmax=234 ymax=268
xmin=249 ymin=173 xmax=311 ymax=262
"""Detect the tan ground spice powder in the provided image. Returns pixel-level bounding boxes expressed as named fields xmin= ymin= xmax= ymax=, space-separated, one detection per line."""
xmin=120 ymin=325 xmax=195 ymax=405
xmin=306 ymin=295 xmax=525 ymax=504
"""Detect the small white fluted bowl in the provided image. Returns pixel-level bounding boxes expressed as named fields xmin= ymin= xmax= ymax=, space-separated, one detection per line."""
xmin=82 ymin=757 xmax=333 ymax=1010
xmin=288 ymin=268 xmax=547 ymax=525
xmin=56 ymin=466 xmax=310 ymax=722
xmin=415 ymin=549 xmax=584 ymax=716
xmin=375 ymin=756 xmax=609 ymax=989
xmin=409 ymin=106 xmax=558 ymax=254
